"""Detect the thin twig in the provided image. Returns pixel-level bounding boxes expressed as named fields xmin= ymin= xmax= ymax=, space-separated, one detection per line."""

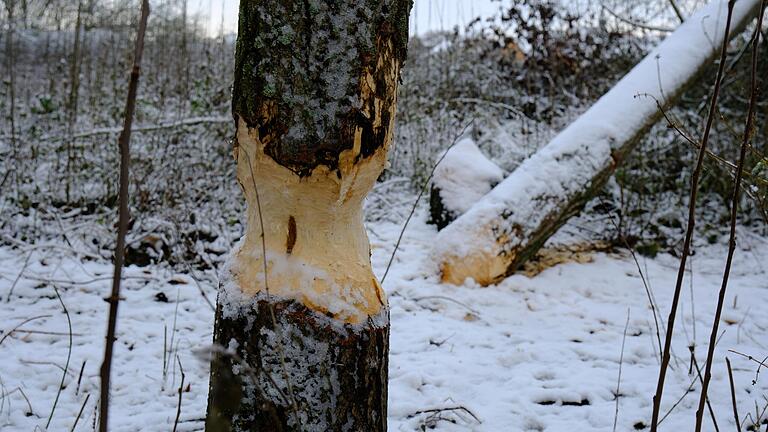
xmin=4 ymin=0 xmax=18 ymax=200
xmin=728 ymin=350 xmax=768 ymax=385
xmin=695 ymin=4 xmax=765 ymax=431
xmin=691 ymin=350 xmax=722 ymax=432
xmin=600 ymin=2 xmax=675 ymax=32
xmin=382 ymin=119 xmax=474 ymax=283
xmin=0 ymin=374 xmax=7 ymax=417
xmin=409 ymin=406 xmax=481 ymax=423
xmin=76 ymin=360 xmax=87 ymax=396
xmin=600 ymin=195 xmax=663 ymax=363
xmin=5 ymin=250 xmax=32 ymax=302
xmin=613 ymin=308 xmax=631 ymax=432
xmin=163 ymin=285 xmax=181 ymax=390
xmin=640 ymin=93 xmax=768 ymax=215
xmin=17 ymin=387 xmax=34 ymax=417
xmin=0 ymin=273 xmax=157 ymax=286
xmin=657 ymin=366 xmax=695 ymax=424
xmin=0 ymin=386 xmax=35 ymax=417
xmin=40 ymin=116 xmax=230 ymax=142
xmin=726 ymin=357 xmax=741 ymax=432
xmin=0 ymin=315 xmax=52 ymax=346
xmin=172 ymin=356 xmax=185 ymax=432
xmin=99 ymin=2 xmax=150 ymax=431
xmin=70 ymin=393 xmax=91 ymax=432
xmin=650 ymin=3 xmax=736 ymax=430
xmin=47 ymin=284 xmax=73 ymax=429
xmin=412 ymin=295 xmax=480 ymax=315
xmin=668 ymin=0 xmax=686 ymax=23
xmin=182 ymin=261 xmax=215 ymax=311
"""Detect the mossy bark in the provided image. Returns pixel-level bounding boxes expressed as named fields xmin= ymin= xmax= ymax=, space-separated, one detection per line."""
xmin=232 ymin=0 xmax=412 ymax=176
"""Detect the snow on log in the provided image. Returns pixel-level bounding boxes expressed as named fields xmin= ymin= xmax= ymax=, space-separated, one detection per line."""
xmin=429 ymin=137 xmax=505 ymax=230
xmin=433 ymin=0 xmax=763 ymax=286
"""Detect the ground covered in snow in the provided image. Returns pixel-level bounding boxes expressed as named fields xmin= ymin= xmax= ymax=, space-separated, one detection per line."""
xmin=1 ymin=207 xmax=767 ymax=431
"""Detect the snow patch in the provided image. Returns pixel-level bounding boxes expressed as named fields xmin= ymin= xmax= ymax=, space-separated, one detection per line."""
xmin=432 ymin=137 xmax=505 ymax=216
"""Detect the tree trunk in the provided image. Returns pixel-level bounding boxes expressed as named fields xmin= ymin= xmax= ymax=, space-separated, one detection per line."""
xmin=433 ymin=0 xmax=762 ymax=286
xmin=206 ymin=1 xmax=412 ymax=431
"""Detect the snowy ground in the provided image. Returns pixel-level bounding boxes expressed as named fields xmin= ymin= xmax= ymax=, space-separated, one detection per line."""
xmin=1 ymin=208 xmax=767 ymax=431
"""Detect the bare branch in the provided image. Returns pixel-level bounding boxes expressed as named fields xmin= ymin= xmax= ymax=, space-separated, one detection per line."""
xmin=98 ymin=2 xmax=150 ymax=431
xmin=695 ymin=5 xmax=766 ymax=430
xmin=650 ymin=2 xmax=737 ymax=430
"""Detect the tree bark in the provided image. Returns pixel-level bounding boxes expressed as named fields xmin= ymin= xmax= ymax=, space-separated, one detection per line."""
xmin=206 ymin=1 xmax=412 ymax=430
xmin=432 ymin=0 xmax=762 ymax=286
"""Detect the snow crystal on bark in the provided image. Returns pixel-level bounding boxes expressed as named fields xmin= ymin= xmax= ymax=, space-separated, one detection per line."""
xmin=233 ymin=0 xmax=412 ymax=174
xmin=208 ymin=287 xmax=389 ymax=431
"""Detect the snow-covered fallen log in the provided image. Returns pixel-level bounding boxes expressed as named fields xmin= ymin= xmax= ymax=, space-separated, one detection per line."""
xmin=429 ymin=137 xmax=505 ymax=230
xmin=433 ymin=0 xmax=763 ymax=286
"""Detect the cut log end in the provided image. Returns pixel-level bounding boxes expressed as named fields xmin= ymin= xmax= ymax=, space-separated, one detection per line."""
xmin=439 ymin=248 xmax=510 ymax=286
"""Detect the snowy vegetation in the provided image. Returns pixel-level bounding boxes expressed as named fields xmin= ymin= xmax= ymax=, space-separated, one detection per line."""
xmin=1 ymin=0 xmax=767 ymax=430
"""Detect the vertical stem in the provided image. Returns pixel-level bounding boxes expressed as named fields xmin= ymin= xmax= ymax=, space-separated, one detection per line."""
xmin=694 ymin=3 xmax=765 ymax=431
xmin=98 ymin=2 xmax=149 ymax=431
xmin=726 ymin=358 xmax=741 ymax=431
xmin=180 ymin=0 xmax=188 ymax=114
xmin=649 ymin=2 xmax=737 ymax=430
xmin=5 ymin=0 xmax=18 ymax=200
xmin=66 ymin=1 xmax=83 ymax=203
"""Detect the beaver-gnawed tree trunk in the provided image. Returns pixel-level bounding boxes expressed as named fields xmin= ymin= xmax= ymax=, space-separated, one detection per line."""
xmin=205 ymin=1 xmax=412 ymax=431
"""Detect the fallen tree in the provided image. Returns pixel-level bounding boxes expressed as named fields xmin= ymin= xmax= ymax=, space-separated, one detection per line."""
xmin=433 ymin=0 xmax=763 ymax=286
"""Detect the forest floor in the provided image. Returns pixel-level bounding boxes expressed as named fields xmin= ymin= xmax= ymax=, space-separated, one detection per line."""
xmin=1 ymin=206 xmax=767 ymax=432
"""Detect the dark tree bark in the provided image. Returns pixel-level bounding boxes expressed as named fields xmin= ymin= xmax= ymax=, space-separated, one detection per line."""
xmin=206 ymin=1 xmax=412 ymax=431
xmin=206 ymin=299 xmax=389 ymax=431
